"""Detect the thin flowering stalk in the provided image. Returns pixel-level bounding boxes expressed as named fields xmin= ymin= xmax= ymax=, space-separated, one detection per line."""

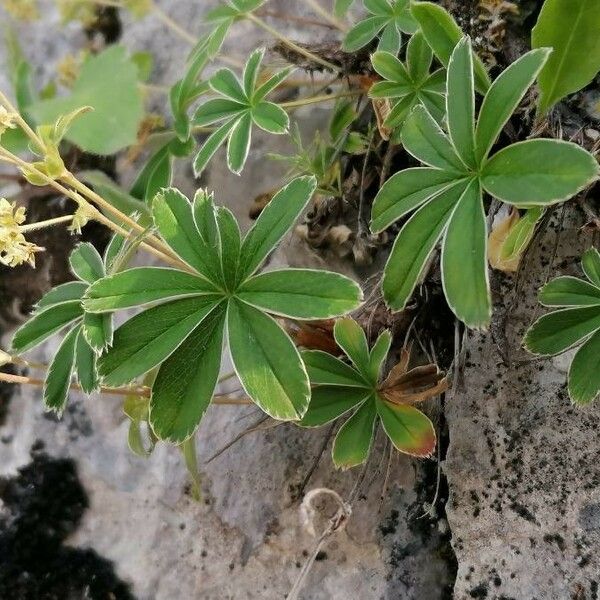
xmin=19 ymin=214 xmax=74 ymax=232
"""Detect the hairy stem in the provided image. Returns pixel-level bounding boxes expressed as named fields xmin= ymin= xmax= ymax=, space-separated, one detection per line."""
xmin=19 ymin=214 xmax=74 ymax=232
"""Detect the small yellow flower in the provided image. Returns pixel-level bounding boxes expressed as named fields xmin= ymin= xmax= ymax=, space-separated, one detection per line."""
xmin=0 ymin=229 xmax=43 ymax=267
xmin=0 ymin=198 xmax=26 ymax=228
xmin=0 ymin=106 xmax=18 ymax=137
xmin=68 ymin=205 xmax=91 ymax=234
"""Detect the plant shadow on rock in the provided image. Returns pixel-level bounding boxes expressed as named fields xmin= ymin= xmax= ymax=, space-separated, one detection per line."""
xmin=0 ymin=445 xmax=135 ymax=600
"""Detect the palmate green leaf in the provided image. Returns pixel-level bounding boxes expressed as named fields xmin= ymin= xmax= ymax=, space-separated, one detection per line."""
xmin=524 ymin=305 xmax=600 ymax=355
xmin=99 ymin=296 xmax=222 ymax=386
xmin=44 ymin=326 xmax=79 ymax=414
xmin=84 ymin=267 xmax=218 ymax=312
xmin=210 ymin=68 xmax=248 ymax=103
xmin=481 ymin=140 xmax=599 ymax=207
xmin=332 ymin=398 xmax=377 ymax=469
xmin=192 ymin=98 xmax=247 ymax=127
xmin=302 ymin=350 xmax=369 ymax=388
xmin=371 ymin=167 xmax=460 ymax=233
xmin=441 ymin=179 xmax=491 ymax=328
xmin=407 ymin=31 xmax=433 ymax=83
xmin=382 ymin=181 xmax=467 ymax=312
xmin=238 ymin=269 xmax=362 ymax=319
xmin=36 ymin=282 xmax=87 ymax=310
xmin=12 ymin=301 xmax=83 ymax=353
xmin=215 ymin=207 xmax=241 ymax=289
xmin=410 ymin=1 xmax=491 ymax=93
xmin=376 ymin=396 xmax=436 ymax=457
xmin=582 ymin=248 xmax=600 ymax=287
xmin=227 ymin=112 xmax=252 ymax=174
xmin=344 ymin=16 xmax=389 ymax=52
xmin=333 ymin=318 xmax=371 ymax=380
xmin=539 ymin=277 xmax=600 ymax=307
xmin=82 ymin=312 xmax=113 ymax=353
xmin=368 ymin=330 xmax=392 ymax=382
xmin=252 ymin=102 xmax=289 ymax=135
xmin=150 ymin=304 xmax=226 ymax=443
xmin=238 ymin=176 xmax=317 ymax=279
xmin=475 ymin=49 xmax=550 ymax=163
xmin=130 ymin=143 xmax=173 ymax=203
xmin=532 ymin=0 xmax=600 ymax=115
xmin=69 ymin=243 xmax=105 ymax=284
xmin=300 ymin=386 xmax=371 ymax=427
xmin=227 ymin=299 xmax=310 ymax=420
xmin=193 ymin=118 xmax=238 ymax=177
xmin=568 ymin=329 xmax=600 ymax=405
xmin=29 ymin=46 xmax=143 ymax=155
xmin=335 ymin=0 xmax=355 ymax=17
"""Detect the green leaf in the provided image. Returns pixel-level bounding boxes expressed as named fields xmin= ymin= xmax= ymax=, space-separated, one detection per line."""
xmin=446 ymin=37 xmax=476 ymax=168
xmin=532 ymin=0 xmax=600 ymax=114
xmin=378 ymin=22 xmax=401 ymax=54
xmin=333 ymin=318 xmax=370 ymax=378
xmin=239 ymin=176 xmax=317 ymax=279
xmin=82 ymin=312 xmax=113 ymax=352
xmin=302 ymin=350 xmax=369 ymax=388
xmin=371 ymin=51 xmax=411 ymax=84
xmin=44 ymin=326 xmax=78 ymax=414
xmin=568 ymin=329 xmax=600 ymax=405
xmin=130 ymin=143 xmax=173 ymax=203
xmin=376 ymin=397 xmax=436 ymax=457
xmin=84 ymin=267 xmax=218 ymax=312
xmin=193 ymin=117 xmax=238 ymax=177
xmin=371 ymin=167 xmax=461 ymax=233
xmin=539 ymin=276 xmax=600 ymax=307
xmin=301 ymin=386 xmax=371 ymax=427
xmin=227 ymin=112 xmax=252 ymax=174
xmin=193 ymin=98 xmax=247 ymax=126
xmin=369 ymin=330 xmax=391 ymax=382
xmin=441 ymin=179 xmax=490 ymax=328
xmin=481 ymin=140 xmax=599 ymax=206
xmin=69 ymin=243 xmax=105 ymax=284
xmin=407 ymin=31 xmax=433 ymax=83
xmin=253 ymin=67 xmax=294 ymax=103
xmin=244 ymin=48 xmax=264 ymax=97
xmin=582 ymin=248 xmax=600 ymax=287
xmin=150 ymin=305 xmax=226 ymax=443
xmin=193 ymin=189 xmax=220 ymax=248
xmin=210 ymin=68 xmax=248 ymax=103
xmin=12 ymin=301 xmax=83 ymax=353
xmin=385 ymin=94 xmax=418 ymax=128
xmin=475 ymin=49 xmax=550 ymax=163
xmin=252 ymin=102 xmax=289 ymax=134
xmin=365 ymin=0 xmax=393 ymax=15
xmin=382 ymin=181 xmax=467 ymax=312
xmin=76 ymin=331 xmax=99 ymax=394
xmin=29 ymin=46 xmax=143 ymax=155
xmin=99 ymin=296 xmax=221 ymax=386
xmin=227 ymin=299 xmax=310 ymax=420
xmin=332 ymin=398 xmax=377 ymax=469
xmin=36 ymin=282 xmax=87 ymax=310
xmin=153 ymin=188 xmax=223 ymax=282
xmin=401 ymin=105 xmax=465 ymax=172
xmin=343 ymin=16 xmax=388 ymax=52
xmin=335 ymin=0 xmax=354 ymax=17
xmin=524 ymin=305 xmax=600 ymax=355
xmin=215 ymin=206 xmax=241 ymax=289
xmin=410 ymin=2 xmax=491 ymax=93
xmin=238 ymin=269 xmax=362 ymax=319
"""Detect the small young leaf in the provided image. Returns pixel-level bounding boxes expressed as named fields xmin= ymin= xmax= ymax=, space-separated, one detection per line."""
xmin=406 ymin=31 xmax=433 ymax=83
xmin=238 ymin=269 xmax=362 ymax=319
xmin=532 ymin=0 xmax=600 ymax=115
xmin=369 ymin=330 xmax=392 ymax=382
xmin=82 ymin=312 xmax=113 ymax=352
xmin=332 ymin=398 xmax=377 ymax=469
xmin=84 ymin=267 xmax=218 ymax=312
xmin=376 ymin=397 xmax=436 ymax=457
xmin=150 ymin=305 xmax=226 ymax=443
xmin=568 ymin=329 xmax=600 ymax=405
xmin=302 ymin=350 xmax=370 ymax=388
xmin=301 ymin=386 xmax=371 ymax=427
xmin=481 ymin=140 xmax=599 ymax=206
xmin=524 ymin=305 xmax=600 ymax=355
xmin=44 ymin=326 xmax=78 ymax=414
xmin=99 ymin=296 xmax=221 ymax=386
xmin=539 ymin=277 xmax=600 ymax=307
xmin=227 ymin=299 xmax=310 ymax=420
xmin=333 ymin=318 xmax=371 ymax=378
xmin=441 ymin=179 xmax=491 ymax=329
xmin=69 ymin=243 xmax=105 ymax=284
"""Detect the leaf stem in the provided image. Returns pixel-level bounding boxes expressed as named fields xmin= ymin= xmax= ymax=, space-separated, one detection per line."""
xmin=19 ymin=214 xmax=74 ymax=232
xmin=280 ymin=90 xmax=360 ymax=108
xmin=246 ymin=13 xmax=342 ymax=73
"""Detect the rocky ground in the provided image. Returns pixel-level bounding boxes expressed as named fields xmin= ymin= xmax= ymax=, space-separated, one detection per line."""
xmin=0 ymin=1 xmax=598 ymax=599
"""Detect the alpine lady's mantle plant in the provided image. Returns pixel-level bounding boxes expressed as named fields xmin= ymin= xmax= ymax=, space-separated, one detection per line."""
xmin=0 ymin=0 xmax=599 ymax=483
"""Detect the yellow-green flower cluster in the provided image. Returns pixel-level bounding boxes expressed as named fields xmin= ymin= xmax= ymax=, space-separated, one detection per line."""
xmin=0 ymin=199 xmax=43 ymax=267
